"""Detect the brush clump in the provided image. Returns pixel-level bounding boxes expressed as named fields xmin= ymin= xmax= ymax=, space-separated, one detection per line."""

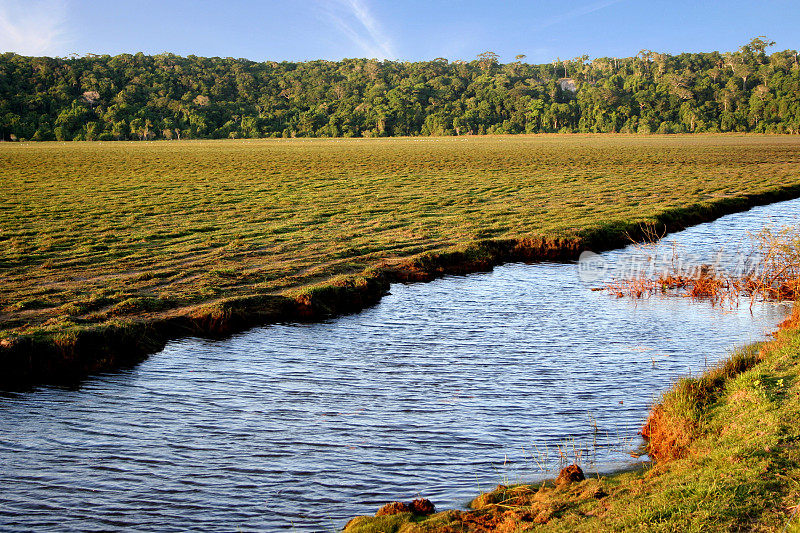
xmin=605 ymin=226 xmax=800 ymax=304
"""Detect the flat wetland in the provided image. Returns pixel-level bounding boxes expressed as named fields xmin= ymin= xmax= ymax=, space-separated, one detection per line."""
xmin=5 ymin=134 xmax=800 ymax=531
xmin=2 ymin=134 xmax=800 ymax=344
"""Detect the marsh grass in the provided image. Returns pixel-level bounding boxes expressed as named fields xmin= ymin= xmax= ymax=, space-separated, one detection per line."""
xmin=3 ymin=135 xmax=800 ymax=344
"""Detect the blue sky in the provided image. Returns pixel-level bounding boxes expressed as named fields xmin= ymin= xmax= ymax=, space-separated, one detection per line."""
xmin=1 ymin=0 xmax=798 ymax=63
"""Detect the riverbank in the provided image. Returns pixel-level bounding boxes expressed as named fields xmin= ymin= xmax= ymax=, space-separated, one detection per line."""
xmin=2 ymin=183 xmax=800 ymax=388
xmin=343 ymin=306 xmax=800 ymax=532
xmin=3 ymin=135 xmax=800 ymax=387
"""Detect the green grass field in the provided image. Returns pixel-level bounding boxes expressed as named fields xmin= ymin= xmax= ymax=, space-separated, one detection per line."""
xmin=2 ymin=134 xmax=800 ymax=343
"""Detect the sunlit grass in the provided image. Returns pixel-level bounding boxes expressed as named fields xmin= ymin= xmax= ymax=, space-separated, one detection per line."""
xmin=2 ymin=134 xmax=800 ymax=341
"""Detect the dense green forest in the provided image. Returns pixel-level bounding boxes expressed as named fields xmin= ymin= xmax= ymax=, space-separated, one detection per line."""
xmin=1 ymin=37 xmax=798 ymax=141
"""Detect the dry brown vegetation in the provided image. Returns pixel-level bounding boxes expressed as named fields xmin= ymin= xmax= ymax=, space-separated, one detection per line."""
xmin=605 ymin=226 xmax=800 ymax=305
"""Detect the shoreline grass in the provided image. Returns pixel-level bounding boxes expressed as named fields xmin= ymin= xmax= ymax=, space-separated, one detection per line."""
xmin=3 ymin=134 xmax=800 ymax=385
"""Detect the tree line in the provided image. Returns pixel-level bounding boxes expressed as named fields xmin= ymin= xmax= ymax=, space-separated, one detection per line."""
xmin=1 ymin=37 xmax=798 ymax=141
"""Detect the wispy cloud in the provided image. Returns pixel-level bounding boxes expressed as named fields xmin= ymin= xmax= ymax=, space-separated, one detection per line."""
xmin=531 ymin=0 xmax=626 ymax=32
xmin=316 ymin=0 xmax=395 ymax=59
xmin=0 ymin=0 xmax=69 ymax=56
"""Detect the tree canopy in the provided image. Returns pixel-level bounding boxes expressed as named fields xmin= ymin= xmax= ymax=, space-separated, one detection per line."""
xmin=1 ymin=38 xmax=798 ymax=141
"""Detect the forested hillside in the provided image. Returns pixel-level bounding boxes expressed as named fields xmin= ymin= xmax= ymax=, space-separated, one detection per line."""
xmin=1 ymin=37 xmax=798 ymax=141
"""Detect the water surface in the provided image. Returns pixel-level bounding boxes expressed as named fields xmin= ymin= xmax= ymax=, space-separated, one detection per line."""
xmin=2 ymin=199 xmax=799 ymax=531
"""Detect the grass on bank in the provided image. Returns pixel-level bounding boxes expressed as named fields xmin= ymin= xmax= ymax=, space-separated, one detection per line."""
xmin=2 ymin=134 xmax=800 ymax=344
xmin=343 ymin=308 xmax=800 ymax=532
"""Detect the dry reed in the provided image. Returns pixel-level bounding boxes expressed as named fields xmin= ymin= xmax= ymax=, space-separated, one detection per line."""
xmin=605 ymin=226 xmax=800 ymax=304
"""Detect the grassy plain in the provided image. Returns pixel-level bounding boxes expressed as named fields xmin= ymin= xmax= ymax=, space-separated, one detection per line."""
xmin=2 ymin=134 xmax=800 ymax=344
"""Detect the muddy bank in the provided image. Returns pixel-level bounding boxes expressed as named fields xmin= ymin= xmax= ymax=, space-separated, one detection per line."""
xmin=3 ymin=184 xmax=800 ymax=389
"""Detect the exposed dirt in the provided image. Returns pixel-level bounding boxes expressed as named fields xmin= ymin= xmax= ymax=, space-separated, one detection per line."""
xmin=409 ymin=498 xmax=436 ymax=515
xmin=375 ymin=501 xmax=411 ymax=516
xmin=555 ymin=464 xmax=585 ymax=486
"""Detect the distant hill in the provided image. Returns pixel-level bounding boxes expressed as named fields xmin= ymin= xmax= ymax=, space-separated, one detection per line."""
xmin=1 ymin=37 xmax=798 ymax=141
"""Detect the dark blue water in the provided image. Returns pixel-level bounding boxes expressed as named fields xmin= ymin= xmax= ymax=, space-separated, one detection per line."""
xmin=1 ymin=199 xmax=798 ymax=532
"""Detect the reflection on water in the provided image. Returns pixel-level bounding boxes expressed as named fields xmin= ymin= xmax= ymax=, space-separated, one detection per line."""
xmin=1 ymin=200 xmax=799 ymax=531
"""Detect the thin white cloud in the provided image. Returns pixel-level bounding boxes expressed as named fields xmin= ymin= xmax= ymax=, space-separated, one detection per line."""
xmin=316 ymin=0 xmax=395 ymax=59
xmin=0 ymin=0 xmax=69 ymax=56
xmin=345 ymin=0 xmax=394 ymax=57
xmin=532 ymin=0 xmax=626 ymax=32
